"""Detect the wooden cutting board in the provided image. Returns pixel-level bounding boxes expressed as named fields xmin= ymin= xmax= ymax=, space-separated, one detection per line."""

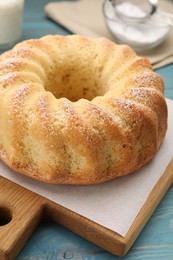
xmin=0 ymin=158 xmax=173 ymax=260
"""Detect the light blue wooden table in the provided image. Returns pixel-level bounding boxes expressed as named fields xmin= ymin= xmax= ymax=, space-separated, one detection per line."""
xmin=3 ymin=0 xmax=172 ymax=259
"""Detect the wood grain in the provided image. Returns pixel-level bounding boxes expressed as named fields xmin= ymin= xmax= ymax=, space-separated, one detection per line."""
xmin=0 ymin=1 xmax=172 ymax=259
xmin=0 ymin=159 xmax=172 ymax=260
xmin=0 ymin=177 xmax=44 ymax=260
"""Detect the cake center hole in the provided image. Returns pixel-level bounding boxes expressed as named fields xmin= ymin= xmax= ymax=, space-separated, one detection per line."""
xmin=44 ymin=60 xmax=107 ymax=102
xmin=0 ymin=206 xmax=12 ymax=226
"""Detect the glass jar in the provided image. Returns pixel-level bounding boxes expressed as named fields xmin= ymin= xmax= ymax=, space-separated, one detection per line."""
xmin=0 ymin=0 xmax=25 ymax=50
xmin=102 ymin=0 xmax=171 ymax=52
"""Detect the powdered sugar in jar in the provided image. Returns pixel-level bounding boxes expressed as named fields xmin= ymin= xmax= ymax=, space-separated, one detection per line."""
xmin=0 ymin=0 xmax=24 ymax=50
xmin=103 ymin=0 xmax=171 ymax=52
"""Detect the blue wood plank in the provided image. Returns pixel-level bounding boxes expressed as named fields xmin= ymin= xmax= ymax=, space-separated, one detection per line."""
xmin=156 ymin=65 xmax=173 ymax=99
xmin=1 ymin=0 xmax=172 ymax=259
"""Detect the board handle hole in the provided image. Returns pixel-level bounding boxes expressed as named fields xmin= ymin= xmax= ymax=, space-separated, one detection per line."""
xmin=0 ymin=206 xmax=12 ymax=226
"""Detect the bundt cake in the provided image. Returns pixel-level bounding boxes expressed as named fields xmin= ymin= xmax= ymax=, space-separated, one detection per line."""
xmin=0 ymin=35 xmax=167 ymax=184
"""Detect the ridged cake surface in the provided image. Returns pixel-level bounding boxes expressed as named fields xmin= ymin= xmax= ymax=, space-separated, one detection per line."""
xmin=0 ymin=35 xmax=167 ymax=184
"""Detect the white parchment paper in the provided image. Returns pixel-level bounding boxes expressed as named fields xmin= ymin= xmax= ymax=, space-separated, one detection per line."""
xmin=0 ymin=99 xmax=173 ymax=237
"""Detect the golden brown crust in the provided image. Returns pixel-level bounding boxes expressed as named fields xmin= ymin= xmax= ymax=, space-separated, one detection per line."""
xmin=0 ymin=35 xmax=167 ymax=184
